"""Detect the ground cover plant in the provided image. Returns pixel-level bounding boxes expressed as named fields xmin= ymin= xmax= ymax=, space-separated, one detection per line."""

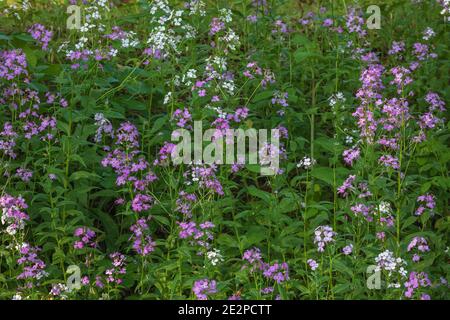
xmin=0 ymin=0 xmax=449 ymax=300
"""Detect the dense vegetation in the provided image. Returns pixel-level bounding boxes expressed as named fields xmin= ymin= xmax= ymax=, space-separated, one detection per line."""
xmin=0 ymin=0 xmax=448 ymax=300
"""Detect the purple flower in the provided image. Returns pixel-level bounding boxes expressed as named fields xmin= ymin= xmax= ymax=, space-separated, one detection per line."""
xmin=345 ymin=7 xmax=367 ymax=38
xmin=261 ymin=287 xmax=274 ymax=294
xmin=209 ymin=18 xmax=225 ymax=36
xmin=172 ymin=108 xmax=192 ymax=129
xmin=0 ymin=194 xmax=29 ymax=236
xmin=376 ymin=232 xmax=386 ymax=241
xmin=272 ymin=20 xmax=288 ymax=34
xmin=352 ymin=64 xmax=384 ymax=141
xmin=94 ymin=113 xmax=114 ymax=143
xmin=0 ymin=122 xmax=18 ymax=158
xmin=404 ymin=272 xmax=431 ymax=299
xmin=192 ymin=279 xmax=217 ymax=300
xmin=131 ymin=194 xmax=153 ymax=213
xmin=28 ymin=24 xmax=53 ymax=51
xmin=413 ymin=43 xmax=437 ymax=61
xmin=378 ymin=155 xmax=400 ymax=170
xmin=154 ymin=142 xmax=177 ymax=166
xmin=115 ymin=122 xmax=140 ymax=148
xmin=388 ymin=41 xmax=405 ymax=56
xmin=313 ymin=225 xmax=336 ymax=252
xmin=15 ymin=168 xmax=33 ymax=182
xmin=73 ymin=227 xmax=97 ymax=249
xmin=337 ymin=175 xmax=356 ymax=197
xmin=262 ymin=262 xmax=289 ymax=283
xmin=342 ymin=244 xmax=353 ymax=255
xmin=17 ymin=243 xmax=47 ymax=283
xmin=175 ymin=191 xmax=197 ymax=218
xmin=105 ymin=252 xmax=127 ymax=285
xmin=0 ymin=49 xmax=29 ymax=81
xmin=323 ymin=18 xmax=333 ymax=27
xmin=247 ymin=15 xmax=257 ymax=23
xmin=307 ymin=259 xmax=319 ymax=271
xmin=178 ymin=220 xmax=215 ymax=252
xmin=343 ymin=148 xmax=360 ymax=166
xmin=243 ymin=247 xmax=262 ymax=265
xmin=351 ymin=203 xmax=374 ymax=222
xmin=129 ymin=217 xmax=156 ymax=256
xmin=243 ymin=61 xmax=262 ymax=79
xmin=415 ymin=193 xmax=435 ymax=216
xmin=425 ymin=92 xmax=446 ymax=112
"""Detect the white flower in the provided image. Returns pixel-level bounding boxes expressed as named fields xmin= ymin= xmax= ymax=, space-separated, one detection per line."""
xmin=163 ymin=92 xmax=172 ymax=105
xmin=378 ymin=201 xmax=392 ymax=214
xmin=297 ymin=156 xmax=316 ymax=169
xmin=219 ymin=8 xmax=233 ymax=23
xmin=221 ymin=79 xmax=235 ymax=95
xmin=206 ymin=249 xmax=224 ymax=266
xmin=422 ymin=27 xmax=435 ymax=41
xmin=375 ymin=250 xmax=407 ymax=277
xmin=345 ymin=135 xmax=354 ymax=145
xmin=12 ymin=293 xmax=22 ymax=300
xmin=329 ymin=92 xmax=346 ymax=107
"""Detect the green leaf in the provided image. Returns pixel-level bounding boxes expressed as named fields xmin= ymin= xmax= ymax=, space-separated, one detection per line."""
xmin=311 ymin=167 xmax=335 ymax=186
xmin=247 ymin=185 xmax=273 ymax=203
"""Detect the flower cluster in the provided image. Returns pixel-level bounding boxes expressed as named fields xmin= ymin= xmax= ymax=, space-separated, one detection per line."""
xmin=242 ymin=247 xmax=289 ymax=284
xmin=376 ymin=201 xmax=395 ymax=227
xmin=105 ymin=26 xmax=139 ymax=48
xmin=28 ymin=24 xmax=53 ymax=51
xmin=404 ymin=271 xmax=431 ymax=299
xmin=15 ymin=168 xmax=33 ymax=182
xmin=307 ymin=259 xmax=319 ymax=271
xmin=342 ymin=148 xmax=360 ymax=166
xmin=337 ymin=175 xmax=356 ymax=197
xmin=0 ymin=49 xmax=29 ymax=81
xmin=242 ymin=247 xmax=263 ymax=270
xmin=271 ymin=91 xmax=289 ymax=116
xmin=0 ymin=194 xmax=29 ymax=236
xmin=94 ymin=113 xmax=114 ymax=143
xmin=415 ymin=194 xmax=435 ymax=216
xmin=178 ymin=220 xmax=215 ymax=253
xmin=172 ymin=108 xmax=192 ymax=129
xmin=129 ymin=217 xmax=156 ymax=256
xmin=73 ymin=227 xmax=97 ymax=249
xmin=262 ymin=262 xmax=289 ymax=284
xmin=102 ymin=122 xmax=157 ymax=192
xmin=407 ymin=237 xmax=430 ymax=262
xmin=154 ymin=142 xmax=177 ymax=166
xmin=49 ymin=283 xmax=69 ymax=299
xmin=342 ymin=244 xmax=353 ymax=255
xmin=352 ymin=64 xmax=384 ymax=142
xmin=175 ymin=191 xmax=197 ymax=218
xmin=374 ymin=250 xmax=407 ymax=278
xmin=313 ymin=225 xmax=336 ymax=252
xmin=351 ymin=203 xmax=374 ymax=222
xmin=131 ymin=194 xmax=153 ymax=213
xmin=184 ymin=164 xmax=224 ymax=195
xmin=206 ymin=249 xmax=224 ymax=266
xmin=192 ymin=278 xmax=217 ymax=300
xmin=105 ymin=252 xmax=127 ymax=285
xmin=0 ymin=122 xmax=17 ymax=158
xmin=17 ymin=243 xmax=48 ymax=285
xmin=296 ymin=156 xmax=316 ymax=170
